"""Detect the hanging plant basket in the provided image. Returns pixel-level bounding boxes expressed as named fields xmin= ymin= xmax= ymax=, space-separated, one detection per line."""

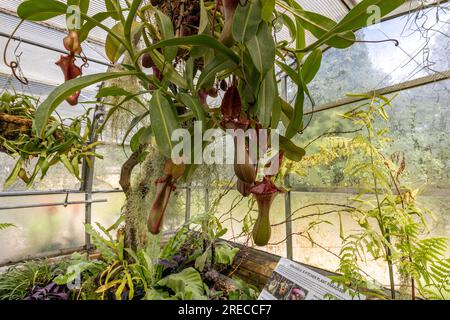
xmin=0 ymin=113 xmax=32 ymax=152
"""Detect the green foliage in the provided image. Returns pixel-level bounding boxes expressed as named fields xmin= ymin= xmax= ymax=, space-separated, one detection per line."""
xmin=55 ymin=214 xmax=257 ymax=300
xmin=9 ymin=0 xmax=412 ymax=300
xmin=32 ymin=71 xmax=138 ymax=137
xmin=301 ymin=48 xmax=322 ymax=84
xmin=53 ymin=253 xmax=106 ymax=287
xmin=0 ymin=223 xmax=16 ymax=231
xmin=228 ymin=276 xmax=259 ymax=300
xmin=406 ymin=238 xmax=450 ymax=299
xmin=0 ymin=91 xmax=103 ymax=188
xmin=149 ymin=90 xmax=180 ymax=158
xmin=105 ymin=22 xmax=143 ymax=63
xmin=70 ymin=222 xmax=156 ymax=300
xmin=0 ymin=260 xmax=67 ymax=300
xmin=215 ymin=243 xmax=240 ymax=266
xmin=17 ymin=0 xmax=67 ymax=21
xmin=232 ymin=0 xmax=262 ymax=43
xmin=246 ymin=22 xmax=275 ymax=76
xmin=292 ymin=95 xmax=450 ymax=300
xmin=10 ymin=0 xmax=406 ymax=187
xmin=157 ymin=267 xmax=208 ymax=300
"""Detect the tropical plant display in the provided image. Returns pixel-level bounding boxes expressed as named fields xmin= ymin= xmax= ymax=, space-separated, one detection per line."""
xmin=283 ymin=94 xmax=450 ymax=300
xmin=334 ymin=96 xmax=450 ymax=300
xmin=0 ymin=90 xmax=102 ymax=188
xmin=0 ymin=258 xmax=71 ymax=300
xmin=5 ymin=0 xmax=407 ymax=247
xmin=0 ymin=215 xmax=258 ymax=300
xmin=4 ymin=0 xmax=447 ymax=302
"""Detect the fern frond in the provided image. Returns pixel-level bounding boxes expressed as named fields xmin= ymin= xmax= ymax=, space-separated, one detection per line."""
xmin=0 ymin=223 xmax=16 ymax=231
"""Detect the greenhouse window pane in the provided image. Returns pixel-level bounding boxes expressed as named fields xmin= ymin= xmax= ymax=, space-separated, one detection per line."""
xmin=293 ymin=78 xmax=450 ymax=190
xmin=306 ymin=3 xmax=450 ymax=107
xmin=289 ymin=189 xmax=450 ymax=287
xmin=91 ymin=192 xmax=125 ymax=231
xmin=216 ymin=190 xmax=287 ymax=258
xmin=0 ymin=38 xmax=107 ymax=92
xmin=0 ymin=194 xmax=85 ymax=264
xmin=93 ymin=145 xmax=131 ymax=191
xmin=289 ymin=191 xmax=394 ymax=285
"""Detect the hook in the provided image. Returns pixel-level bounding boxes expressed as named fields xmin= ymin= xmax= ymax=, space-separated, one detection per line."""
xmin=3 ymin=20 xmax=29 ymax=85
xmin=80 ymin=51 xmax=89 ymax=69
xmin=13 ymin=38 xmax=24 ymax=59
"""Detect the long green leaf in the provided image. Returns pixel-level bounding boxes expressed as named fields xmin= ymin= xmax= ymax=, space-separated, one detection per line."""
xmin=300 ymin=0 xmax=405 ymax=52
xmin=232 ymin=0 xmax=262 ymax=43
xmin=280 ymin=98 xmax=294 ymax=119
xmin=17 ymin=0 xmax=67 ymax=21
xmin=285 ymin=65 xmax=305 ymax=139
xmin=124 ymin=0 xmax=143 ymax=41
xmin=148 ymin=50 xmax=189 ymax=89
xmin=105 ymin=0 xmax=122 ymax=21
xmin=280 ymin=13 xmax=297 ymax=43
xmin=256 ymin=69 xmax=276 ymax=128
xmin=155 ymin=10 xmax=178 ymax=62
xmin=199 ymin=0 xmax=209 ymax=34
xmin=286 ymin=0 xmax=305 ymax=62
xmin=141 ymin=34 xmax=240 ymax=64
xmin=79 ymin=12 xmax=112 ymax=42
xmin=271 ymin=96 xmax=281 ymax=128
xmin=262 ymin=0 xmax=275 ymax=22
xmin=96 ymin=86 xmax=134 ymax=98
xmin=4 ymin=160 xmax=22 ymax=189
xmin=279 ymin=135 xmax=305 ymax=161
xmin=34 ymin=71 xmax=139 ymax=137
xmin=149 ymin=90 xmax=180 ymax=158
xmin=301 ymin=48 xmax=322 ymax=84
xmin=276 ymin=61 xmax=298 ymax=83
xmin=178 ymin=93 xmax=207 ymax=131
xmin=246 ymin=23 xmax=275 ymax=77
xmin=121 ymin=111 xmax=150 ymax=146
xmin=106 ymin=22 xmax=142 ymax=63
xmin=336 ymin=0 xmax=406 ymax=33
xmin=197 ymin=54 xmax=236 ymax=90
xmin=295 ymin=10 xmax=356 ymax=49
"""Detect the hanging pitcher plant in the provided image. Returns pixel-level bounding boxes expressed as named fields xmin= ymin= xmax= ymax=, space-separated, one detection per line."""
xmin=13 ymin=0 xmax=406 ymax=246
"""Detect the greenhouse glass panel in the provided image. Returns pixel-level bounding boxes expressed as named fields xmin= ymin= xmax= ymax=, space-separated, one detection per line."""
xmin=290 ymin=191 xmax=450 ymax=288
xmin=91 ymin=192 xmax=125 ymax=230
xmin=292 ymin=78 xmax=450 ymax=189
xmin=92 ymin=145 xmax=131 ymax=191
xmin=0 ymin=194 xmax=85 ymax=265
xmin=216 ymin=190 xmax=288 ymax=258
xmin=303 ymin=2 xmax=450 ymax=108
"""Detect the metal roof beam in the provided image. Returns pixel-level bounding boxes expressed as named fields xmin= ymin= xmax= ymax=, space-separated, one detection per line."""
xmin=0 ymin=31 xmax=112 ymax=68
xmin=339 ymin=0 xmax=353 ymax=11
xmin=306 ymin=69 xmax=450 ymax=115
xmin=0 ymin=7 xmax=105 ymax=46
